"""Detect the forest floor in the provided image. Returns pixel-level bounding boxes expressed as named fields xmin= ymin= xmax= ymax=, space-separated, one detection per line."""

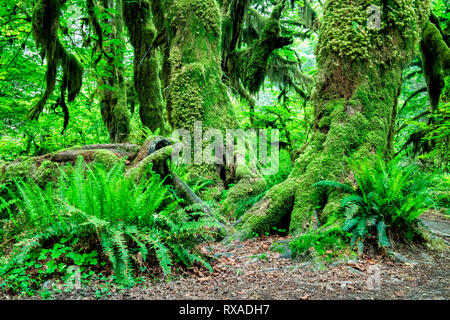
xmin=2 ymin=214 xmax=449 ymax=300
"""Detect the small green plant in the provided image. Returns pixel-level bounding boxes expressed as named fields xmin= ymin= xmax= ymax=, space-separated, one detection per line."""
xmin=431 ymin=172 xmax=450 ymax=214
xmin=313 ymin=156 xmax=434 ymax=253
xmin=289 ymin=215 xmax=350 ymax=260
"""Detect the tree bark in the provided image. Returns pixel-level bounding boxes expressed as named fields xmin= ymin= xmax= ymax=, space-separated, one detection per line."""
xmin=96 ymin=0 xmax=130 ymax=143
xmin=123 ymin=0 xmax=166 ymax=134
xmin=231 ymin=0 xmax=431 ymax=239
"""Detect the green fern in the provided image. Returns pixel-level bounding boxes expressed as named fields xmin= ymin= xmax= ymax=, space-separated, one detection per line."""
xmin=313 ymin=155 xmax=433 ymax=253
xmin=313 ymin=180 xmax=354 ymax=194
xmin=0 ymin=158 xmax=218 ymax=288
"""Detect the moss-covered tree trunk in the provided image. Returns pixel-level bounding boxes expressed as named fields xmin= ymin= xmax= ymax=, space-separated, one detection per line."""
xmin=155 ymin=0 xmax=238 ymax=132
xmin=123 ymin=0 xmax=166 ymax=134
xmin=232 ymin=0 xmax=430 ymax=239
xmin=97 ymin=0 xmax=130 ymax=143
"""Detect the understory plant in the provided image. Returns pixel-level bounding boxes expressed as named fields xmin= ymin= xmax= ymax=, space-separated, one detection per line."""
xmin=0 ymin=158 xmax=217 ymax=293
xmin=293 ymin=156 xmax=434 ymax=256
xmin=234 ymin=149 xmax=293 ymax=220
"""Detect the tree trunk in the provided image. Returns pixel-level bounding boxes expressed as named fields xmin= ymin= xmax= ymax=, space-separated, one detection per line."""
xmin=231 ymin=0 xmax=431 ymax=239
xmin=150 ymin=0 xmax=269 ymax=216
xmin=97 ymin=0 xmax=130 ymax=143
xmin=123 ymin=0 xmax=166 ymax=134
xmin=155 ymin=0 xmax=238 ymax=132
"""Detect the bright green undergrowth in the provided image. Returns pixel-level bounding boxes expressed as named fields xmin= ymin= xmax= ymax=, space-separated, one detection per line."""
xmin=290 ymin=156 xmax=435 ymax=258
xmin=0 ymin=158 xmax=218 ymax=295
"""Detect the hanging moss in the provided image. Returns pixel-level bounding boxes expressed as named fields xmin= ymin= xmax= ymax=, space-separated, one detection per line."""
xmin=123 ymin=0 xmax=166 ymax=134
xmin=237 ymin=1 xmax=293 ymax=94
xmin=421 ymin=21 xmax=450 ymax=111
xmin=96 ymin=0 xmax=130 ymax=143
xmin=298 ymin=0 xmax=317 ymax=30
xmin=29 ymin=0 xmax=83 ymax=125
xmin=160 ymin=0 xmax=237 ymax=131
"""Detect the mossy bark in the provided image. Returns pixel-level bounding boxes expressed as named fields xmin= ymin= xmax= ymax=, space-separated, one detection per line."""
xmin=155 ymin=0 xmax=237 ymax=131
xmin=0 ymin=143 xmax=142 ymax=190
xmin=232 ymin=0 xmax=431 ymax=239
xmin=150 ymin=0 xmax=267 ymax=213
xmin=96 ymin=0 xmax=130 ymax=143
xmin=123 ymin=0 xmax=166 ymax=134
xmin=235 ymin=1 xmax=292 ymax=94
xmin=421 ymin=21 xmax=450 ymax=112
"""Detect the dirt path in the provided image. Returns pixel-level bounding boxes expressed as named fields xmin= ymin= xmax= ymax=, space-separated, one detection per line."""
xmin=3 ymin=216 xmax=449 ymax=300
xmin=22 ymin=236 xmax=447 ymax=300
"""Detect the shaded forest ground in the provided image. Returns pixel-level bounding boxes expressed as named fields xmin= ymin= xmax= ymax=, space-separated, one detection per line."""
xmin=2 ymin=214 xmax=448 ymax=300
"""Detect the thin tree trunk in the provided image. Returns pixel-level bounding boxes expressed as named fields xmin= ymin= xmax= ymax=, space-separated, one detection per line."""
xmin=97 ymin=0 xmax=130 ymax=143
xmin=123 ymin=0 xmax=166 ymax=134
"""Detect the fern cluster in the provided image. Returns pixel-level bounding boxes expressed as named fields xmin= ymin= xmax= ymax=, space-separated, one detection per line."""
xmin=313 ymin=156 xmax=434 ymax=253
xmin=0 ymin=158 xmax=217 ymax=287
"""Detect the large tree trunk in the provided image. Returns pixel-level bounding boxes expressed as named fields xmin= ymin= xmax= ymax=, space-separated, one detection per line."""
xmin=149 ymin=0 xmax=271 ymax=216
xmin=97 ymin=0 xmax=130 ymax=143
xmin=155 ymin=0 xmax=238 ymax=132
xmin=231 ymin=0 xmax=431 ymax=239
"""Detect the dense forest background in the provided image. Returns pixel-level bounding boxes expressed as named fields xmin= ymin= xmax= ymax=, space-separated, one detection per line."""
xmin=0 ymin=0 xmax=449 ymax=297
xmin=1 ymin=0 xmax=446 ymax=163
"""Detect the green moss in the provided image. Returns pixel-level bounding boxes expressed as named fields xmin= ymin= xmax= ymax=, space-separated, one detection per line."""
xmin=161 ymin=0 xmax=239 ymax=132
xmin=29 ymin=0 xmax=84 ymax=121
xmin=233 ymin=0 xmax=430 ymax=239
xmin=0 ymin=159 xmax=37 ymax=183
xmin=421 ymin=22 xmax=450 ymax=71
xmin=420 ymin=21 xmax=450 ymax=112
xmin=32 ymin=160 xmax=60 ymax=186
xmin=127 ymin=146 xmax=173 ymax=183
xmin=92 ymin=150 xmax=121 ymax=169
xmin=316 ymin=0 xmax=430 ymax=66
xmin=233 ymin=178 xmax=296 ymax=238
xmin=222 ymin=165 xmax=267 ymax=217
xmin=237 ymin=1 xmax=290 ymax=94
xmin=96 ymin=0 xmax=130 ymax=143
xmin=123 ymin=0 xmax=166 ymax=133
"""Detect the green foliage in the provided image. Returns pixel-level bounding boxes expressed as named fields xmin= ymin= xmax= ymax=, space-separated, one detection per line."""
xmin=0 ymin=158 xmax=217 ymax=294
xmin=289 ymin=216 xmax=350 ymax=260
xmin=431 ymin=172 xmax=450 ymax=213
xmin=263 ymin=148 xmax=293 ymax=189
xmin=232 ymin=149 xmax=292 ymax=220
xmin=313 ymin=156 xmax=434 ymax=253
xmin=0 ymin=237 xmax=100 ymax=296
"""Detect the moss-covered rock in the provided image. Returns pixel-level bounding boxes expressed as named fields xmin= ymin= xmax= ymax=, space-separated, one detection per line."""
xmin=32 ymin=160 xmax=60 ymax=187
xmin=92 ymin=150 xmax=121 ymax=169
